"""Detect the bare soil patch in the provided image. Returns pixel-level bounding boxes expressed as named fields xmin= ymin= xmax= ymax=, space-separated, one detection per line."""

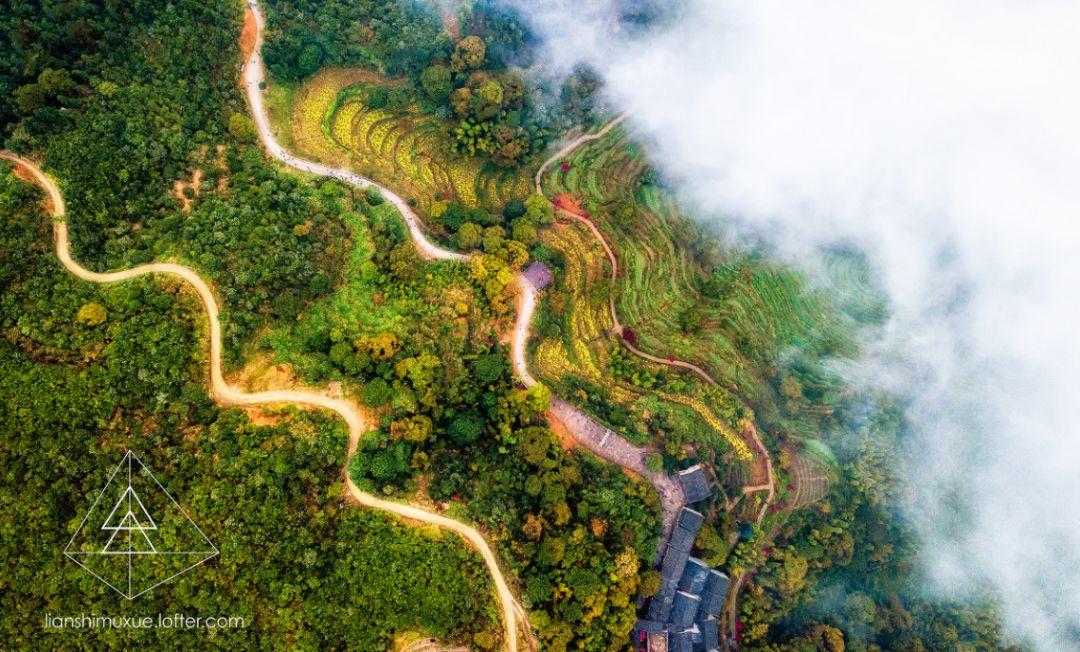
xmin=544 ymin=411 xmax=581 ymax=451
xmin=240 ymin=8 xmax=257 ymax=60
xmin=172 ymin=167 xmax=203 ymax=212
xmin=8 ymin=160 xmax=55 ymax=215
xmin=231 ymin=353 xmax=298 ymax=392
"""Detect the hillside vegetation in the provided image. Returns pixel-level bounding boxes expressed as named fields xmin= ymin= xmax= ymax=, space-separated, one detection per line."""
xmin=0 ymin=167 xmax=498 ymax=648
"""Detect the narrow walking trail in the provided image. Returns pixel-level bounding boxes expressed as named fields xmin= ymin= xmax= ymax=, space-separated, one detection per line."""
xmin=533 ymin=120 xmax=779 ymax=649
xmin=511 ymin=280 xmax=686 ymax=539
xmin=1 ymin=152 xmax=523 ymax=647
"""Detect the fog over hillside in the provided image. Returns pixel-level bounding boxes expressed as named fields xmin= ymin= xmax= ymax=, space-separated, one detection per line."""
xmin=499 ymin=0 xmax=1080 ymax=648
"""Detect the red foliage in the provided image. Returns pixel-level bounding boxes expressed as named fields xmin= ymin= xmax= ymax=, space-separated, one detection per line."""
xmin=786 ymin=483 xmax=795 ymax=491
xmin=561 ymin=162 xmax=570 ymax=171
xmin=622 ymin=328 xmax=638 ymax=344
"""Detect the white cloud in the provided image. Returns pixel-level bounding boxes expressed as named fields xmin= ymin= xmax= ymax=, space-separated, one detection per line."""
xmin=506 ymin=0 xmax=1080 ymax=647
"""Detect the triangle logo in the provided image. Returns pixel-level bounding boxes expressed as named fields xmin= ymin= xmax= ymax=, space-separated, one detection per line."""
xmin=65 ymin=451 xmax=218 ymax=599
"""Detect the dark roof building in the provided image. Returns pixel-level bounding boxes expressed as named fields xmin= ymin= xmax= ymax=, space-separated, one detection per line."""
xmin=635 ymin=497 xmax=721 ymax=649
xmin=699 ymin=570 xmax=729 ymax=619
xmin=670 ymin=630 xmax=694 ymax=652
xmin=648 ymin=506 xmax=706 ymax=622
xmin=678 ymin=464 xmax=712 ymax=503
xmin=634 ymin=620 xmax=667 ymax=634
xmin=668 ymin=523 xmax=697 ymax=554
xmin=677 ymin=507 xmax=705 ymax=532
xmin=522 ymin=261 xmax=553 ymax=290
xmin=700 ymin=617 xmax=721 ymax=652
xmin=671 ymin=591 xmax=702 ymax=628
xmin=678 ymin=557 xmax=710 ymax=594
xmin=646 ymin=591 xmax=671 ymax=622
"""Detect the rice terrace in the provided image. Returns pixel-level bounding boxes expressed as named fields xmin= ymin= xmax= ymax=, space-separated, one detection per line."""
xmin=0 ymin=0 xmax=1037 ymax=650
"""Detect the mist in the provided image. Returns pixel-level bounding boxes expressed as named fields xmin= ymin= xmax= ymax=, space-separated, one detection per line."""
xmin=498 ymin=0 xmax=1080 ymax=648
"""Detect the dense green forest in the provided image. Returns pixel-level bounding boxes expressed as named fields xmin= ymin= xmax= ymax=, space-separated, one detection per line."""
xmin=1 ymin=0 xmax=351 ymax=361
xmin=1 ymin=0 xmax=660 ymax=648
xmin=257 ymin=184 xmax=662 ymax=649
xmin=261 ymin=0 xmax=602 ymax=166
xmin=729 ymin=398 xmax=1012 ymax=651
xmin=0 ymin=168 xmax=497 ymax=648
xmin=0 ymin=0 xmax=1016 ymax=649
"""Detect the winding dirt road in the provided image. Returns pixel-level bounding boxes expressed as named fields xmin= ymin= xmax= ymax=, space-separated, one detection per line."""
xmin=243 ymin=0 xmax=463 ymax=264
xmin=244 ymin=0 xmax=685 ymax=549
xmin=512 ymin=278 xmax=686 ymax=541
xmin=1 ymin=4 xmax=742 ymax=646
xmin=0 ymin=152 xmax=520 ymax=648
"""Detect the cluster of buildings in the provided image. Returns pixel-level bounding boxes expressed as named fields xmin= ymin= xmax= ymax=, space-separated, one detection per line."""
xmin=633 ymin=464 xmax=729 ymax=652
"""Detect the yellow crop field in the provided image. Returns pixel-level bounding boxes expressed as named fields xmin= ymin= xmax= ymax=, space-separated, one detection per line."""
xmin=658 ymin=392 xmax=752 ymax=460
xmin=285 ymin=68 xmax=533 ymax=221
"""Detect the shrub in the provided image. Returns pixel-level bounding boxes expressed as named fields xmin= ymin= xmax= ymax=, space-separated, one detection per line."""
xmin=365 ymin=185 xmax=384 ymax=205
xmin=76 ymin=302 xmax=107 ymax=327
xmin=361 ymin=378 xmax=391 ymax=407
xmin=640 ymin=570 xmax=662 ymax=597
xmin=448 ymin=412 xmax=485 ymax=445
xmin=504 ymin=199 xmax=525 ymax=219
xmin=228 ymin=113 xmax=257 ymax=143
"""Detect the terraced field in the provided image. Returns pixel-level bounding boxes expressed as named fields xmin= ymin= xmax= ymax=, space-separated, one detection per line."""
xmin=540 ymin=126 xmax=853 ymax=432
xmin=531 ymin=217 xmax=752 ymax=463
xmin=281 ymin=70 xmax=847 ymax=487
xmin=287 ymin=70 xmax=533 ymax=221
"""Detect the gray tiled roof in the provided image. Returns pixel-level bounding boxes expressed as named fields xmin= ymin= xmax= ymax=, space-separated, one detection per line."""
xmin=701 ymin=616 xmax=720 ymax=652
xmin=685 ymin=623 xmax=703 ymax=646
xmin=678 ymin=464 xmax=712 ymax=503
xmin=669 ymin=524 xmax=697 ymax=554
xmin=699 ymin=570 xmax=729 ymax=618
xmin=633 ymin=619 xmax=667 ymax=634
xmin=636 ymin=501 xmax=724 ymax=650
xmin=671 ymin=591 xmax=702 ymax=628
xmin=677 ymin=507 xmax=705 ymax=533
xmin=678 ymin=557 xmax=710 ymax=594
xmin=661 ymin=543 xmax=691 ymax=581
xmin=648 ymin=558 xmax=682 ymax=623
xmin=670 ymin=629 xmax=694 ymax=652
xmin=646 ymin=587 xmax=674 ymax=622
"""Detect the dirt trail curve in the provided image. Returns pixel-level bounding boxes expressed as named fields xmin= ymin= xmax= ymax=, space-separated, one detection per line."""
xmin=512 ymin=281 xmax=686 ymax=540
xmin=533 ymin=120 xmax=721 ymax=388
xmin=533 ymin=120 xmax=779 ymax=649
xmin=244 ymin=0 xmax=685 ymax=549
xmin=2 ymin=150 xmax=521 ymax=647
xmin=243 ymin=0 xmax=463 ymax=264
